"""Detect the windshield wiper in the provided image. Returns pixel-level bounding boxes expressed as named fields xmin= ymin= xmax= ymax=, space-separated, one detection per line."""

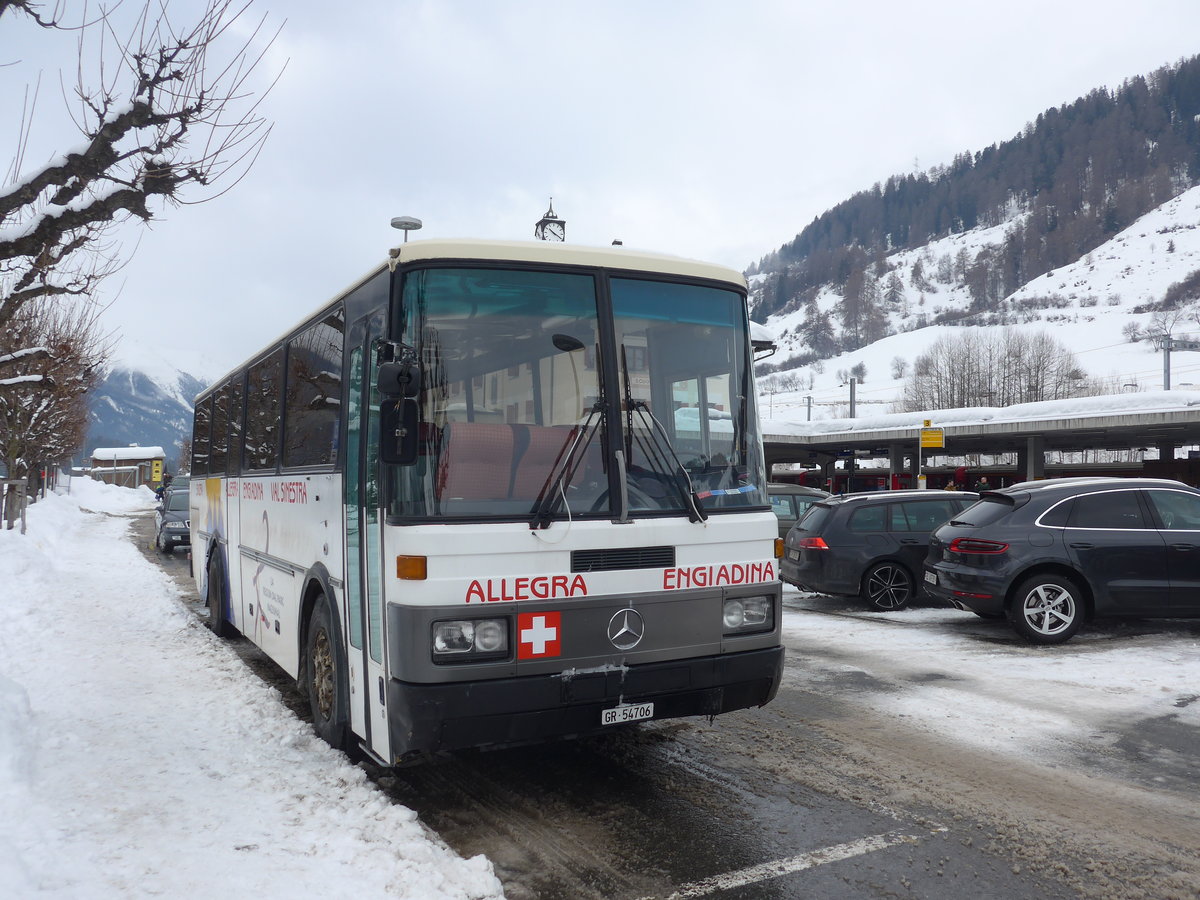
xmin=628 ymin=399 xmax=708 ymax=523
xmin=616 ymin=342 xmax=706 ymax=523
xmin=530 ymin=401 xmax=603 ymax=530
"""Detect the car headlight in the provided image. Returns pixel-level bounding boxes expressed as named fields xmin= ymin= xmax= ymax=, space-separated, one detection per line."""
xmin=432 ymin=618 xmax=509 ymax=662
xmin=723 ymin=596 xmax=773 ymax=634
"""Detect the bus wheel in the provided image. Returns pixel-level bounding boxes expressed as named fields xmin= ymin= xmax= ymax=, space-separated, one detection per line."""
xmin=305 ymin=593 xmax=350 ymax=752
xmin=206 ymin=554 xmax=233 ymax=638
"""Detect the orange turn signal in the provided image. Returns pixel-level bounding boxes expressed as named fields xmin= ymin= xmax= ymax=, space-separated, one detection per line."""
xmin=774 ymin=538 xmax=784 ymax=559
xmin=396 ymin=555 xmax=428 ymax=580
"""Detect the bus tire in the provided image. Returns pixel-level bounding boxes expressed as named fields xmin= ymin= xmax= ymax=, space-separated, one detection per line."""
xmin=206 ymin=553 xmax=234 ymax=638
xmin=305 ymin=592 xmax=351 ymax=752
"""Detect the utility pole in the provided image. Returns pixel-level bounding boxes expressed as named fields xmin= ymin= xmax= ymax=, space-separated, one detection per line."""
xmin=1155 ymin=335 xmax=1200 ymax=389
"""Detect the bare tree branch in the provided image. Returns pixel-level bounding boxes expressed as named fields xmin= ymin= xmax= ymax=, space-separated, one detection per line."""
xmin=0 ymin=0 xmax=280 ymax=493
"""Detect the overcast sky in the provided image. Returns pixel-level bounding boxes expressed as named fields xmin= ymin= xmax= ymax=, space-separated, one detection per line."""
xmin=9 ymin=0 xmax=1200 ymax=381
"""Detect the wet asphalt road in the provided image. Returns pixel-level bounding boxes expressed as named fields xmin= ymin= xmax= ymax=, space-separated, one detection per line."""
xmin=133 ymin=514 xmax=1197 ymax=900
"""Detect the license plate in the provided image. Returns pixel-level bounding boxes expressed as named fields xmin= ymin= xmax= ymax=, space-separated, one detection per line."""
xmin=924 ymin=570 xmax=938 ymax=585
xmin=602 ymin=703 xmax=654 ymax=726
xmin=788 ymin=549 xmax=800 ymax=561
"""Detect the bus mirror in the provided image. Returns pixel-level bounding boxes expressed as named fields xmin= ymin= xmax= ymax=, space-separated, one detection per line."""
xmin=377 ymin=359 xmax=421 ymax=398
xmin=380 ymin=398 xmax=419 ymax=465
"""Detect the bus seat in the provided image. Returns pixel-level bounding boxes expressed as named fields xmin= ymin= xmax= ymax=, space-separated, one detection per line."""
xmin=511 ymin=425 xmax=575 ymax=498
xmin=436 ymin=423 xmax=515 ymax=501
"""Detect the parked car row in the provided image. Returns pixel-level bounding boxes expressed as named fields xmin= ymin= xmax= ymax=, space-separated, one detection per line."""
xmin=774 ymin=477 xmax=1200 ymax=645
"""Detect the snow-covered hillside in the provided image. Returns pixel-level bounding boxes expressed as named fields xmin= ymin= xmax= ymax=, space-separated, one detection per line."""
xmin=758 ymin=185 xmax=1200 ymax=427
xmin=87 ymin=358 xmax=207 ymax=467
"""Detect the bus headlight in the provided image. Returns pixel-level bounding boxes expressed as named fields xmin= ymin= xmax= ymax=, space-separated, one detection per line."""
xmin=723 ymin=596 xmax=773 ymax=634
xmin=432 ymin=618 xmax=509 ymax=662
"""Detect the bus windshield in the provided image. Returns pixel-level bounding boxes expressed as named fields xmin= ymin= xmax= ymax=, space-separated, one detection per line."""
xmin=390 ymin=265 xmax=766 ymax=521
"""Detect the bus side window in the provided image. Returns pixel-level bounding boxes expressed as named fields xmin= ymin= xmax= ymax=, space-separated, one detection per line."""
xmin=282 ymin=308 xmax=345 ymax=468
xmin=244 ymin=349 xmax=283 ymax=471
xmin=192 ymin=395 xmax=212 ymax=475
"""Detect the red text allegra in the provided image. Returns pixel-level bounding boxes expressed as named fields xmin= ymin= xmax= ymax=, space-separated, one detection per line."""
xmin=662 ymin=561 xmax=775 ymax=590
xmin=465 ymin=574 xmax=589 ymax=603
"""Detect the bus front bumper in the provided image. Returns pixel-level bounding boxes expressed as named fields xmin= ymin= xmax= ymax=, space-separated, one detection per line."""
xmin=385 ymin=645 xmax=783 ymax=761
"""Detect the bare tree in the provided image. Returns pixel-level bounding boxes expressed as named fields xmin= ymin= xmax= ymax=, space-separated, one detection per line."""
xmin=1 ymin=0 xmax=280 ymax=378
xmin=1 ymin=297 xmax=111 ymax=525
xmin=0 ymin=1 xmax=277 ymax=521
xmin=902 ymin=329 xmax=1093 ymax=412
xmin=1148 ymin=306 xmax=1192 ymax=338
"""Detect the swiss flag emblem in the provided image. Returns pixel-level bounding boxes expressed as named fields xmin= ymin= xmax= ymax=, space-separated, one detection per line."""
xmin=518 ymin=611 xmax=562 ymax=659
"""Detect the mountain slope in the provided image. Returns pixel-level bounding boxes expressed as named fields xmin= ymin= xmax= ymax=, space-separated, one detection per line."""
xmin=750 ymin=54 xmax=1200 ymax=326
xmin=86 ymin=365 xmax=206 ymax=469
xmin=756 ymin=185 xmax=1200 ymax=424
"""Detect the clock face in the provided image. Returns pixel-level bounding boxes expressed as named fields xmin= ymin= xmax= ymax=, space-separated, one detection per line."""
xmin=542 ymin=220 xmax=565 ymax=241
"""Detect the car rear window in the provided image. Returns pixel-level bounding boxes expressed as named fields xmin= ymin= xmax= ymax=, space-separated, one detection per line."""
xmin=795 ymin=504 xmax=832 ymax=533
xmin=949 ymin=497 xmax=1013 ymax=527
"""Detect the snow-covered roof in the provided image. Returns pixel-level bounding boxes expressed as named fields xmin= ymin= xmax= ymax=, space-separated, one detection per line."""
xmin=91 ymin=446 xmax=166 ymax=462
xmin=750 ymin=321 xmax=776 ymax=344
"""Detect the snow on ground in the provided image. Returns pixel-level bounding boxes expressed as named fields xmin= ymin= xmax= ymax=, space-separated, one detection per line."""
xmin=781 ymin=586 xmax=1200 ymax=762
xmin=3 ymin=478 xmax=1197 ymax=897
xmin=0 ymin=478 xmax=502 ymax=900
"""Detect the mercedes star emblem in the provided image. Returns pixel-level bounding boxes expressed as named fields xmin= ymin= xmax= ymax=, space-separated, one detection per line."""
xmin=607 ymin=608 xmax=645 ymax=650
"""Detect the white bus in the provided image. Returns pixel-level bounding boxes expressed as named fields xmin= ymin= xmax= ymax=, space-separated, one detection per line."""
xmin=189 ymin=238 xmax=783 ymax=765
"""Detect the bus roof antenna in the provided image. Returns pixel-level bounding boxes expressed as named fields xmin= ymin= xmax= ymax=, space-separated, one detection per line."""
xmin=391 ymin=216 xmax=423 ymax=242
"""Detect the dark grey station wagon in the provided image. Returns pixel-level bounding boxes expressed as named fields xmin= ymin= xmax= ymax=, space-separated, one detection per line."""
xmin=782 ymin=489 xmax=978 ymax=610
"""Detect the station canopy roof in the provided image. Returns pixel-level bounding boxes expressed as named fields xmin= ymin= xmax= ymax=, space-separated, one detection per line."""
xmin=762 ymin=391 xmax=1200 ymax=462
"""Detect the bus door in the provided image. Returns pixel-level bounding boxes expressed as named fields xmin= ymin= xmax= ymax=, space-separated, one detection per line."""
xmin=344 ymin=314 xmax=391 ymax=762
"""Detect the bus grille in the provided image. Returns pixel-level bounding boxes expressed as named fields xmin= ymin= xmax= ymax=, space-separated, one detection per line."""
xmin=571 ymin=546 xmax=675 ymax=572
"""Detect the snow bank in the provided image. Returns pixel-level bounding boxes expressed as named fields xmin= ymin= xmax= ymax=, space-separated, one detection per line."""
xmin=0 ymin=485 xmax=503 ymax=899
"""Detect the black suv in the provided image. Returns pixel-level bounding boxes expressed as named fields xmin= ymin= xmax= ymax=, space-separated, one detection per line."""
xmin=782 ymin=489 xmax=978 ymax=610
xmin=924 ymin=477 xmax=1200 ymax=644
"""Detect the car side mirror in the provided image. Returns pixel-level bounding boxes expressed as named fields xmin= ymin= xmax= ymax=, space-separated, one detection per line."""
xmin=377 ymin=359 xmax=421 ymax=398
xmin=379 ymin=398 xmax=419 ymax=465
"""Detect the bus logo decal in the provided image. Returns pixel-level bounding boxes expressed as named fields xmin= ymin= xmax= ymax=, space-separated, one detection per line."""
xmin=607 ymin=609 xmax=644 ymax=650
xmin=662 ymin=561 xmax=776 ymax=590
xmin=465 ymin=574 xmax=588 ymax=603
xmin=518 ymin=612 xmax=561 ymax=658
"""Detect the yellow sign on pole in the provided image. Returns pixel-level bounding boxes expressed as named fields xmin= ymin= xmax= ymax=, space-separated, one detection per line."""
xmin=920 ymin=427 xmax=944 ymax=449
xmin=151 ymin=459 xmax=163 ymax=483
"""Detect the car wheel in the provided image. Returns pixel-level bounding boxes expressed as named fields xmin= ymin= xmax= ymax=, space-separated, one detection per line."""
xmin=1008 ymin=574 xmax=1084 ymax=644
xmin=305 ymin=592 xmax=350 ymax=752
xmin=206 ymin=553 xmax=234 ymax=638
xmin=862 ymin=562 xmax=914 ymax=611
xmin=156 ymin=530 xmax=169 ymax=553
